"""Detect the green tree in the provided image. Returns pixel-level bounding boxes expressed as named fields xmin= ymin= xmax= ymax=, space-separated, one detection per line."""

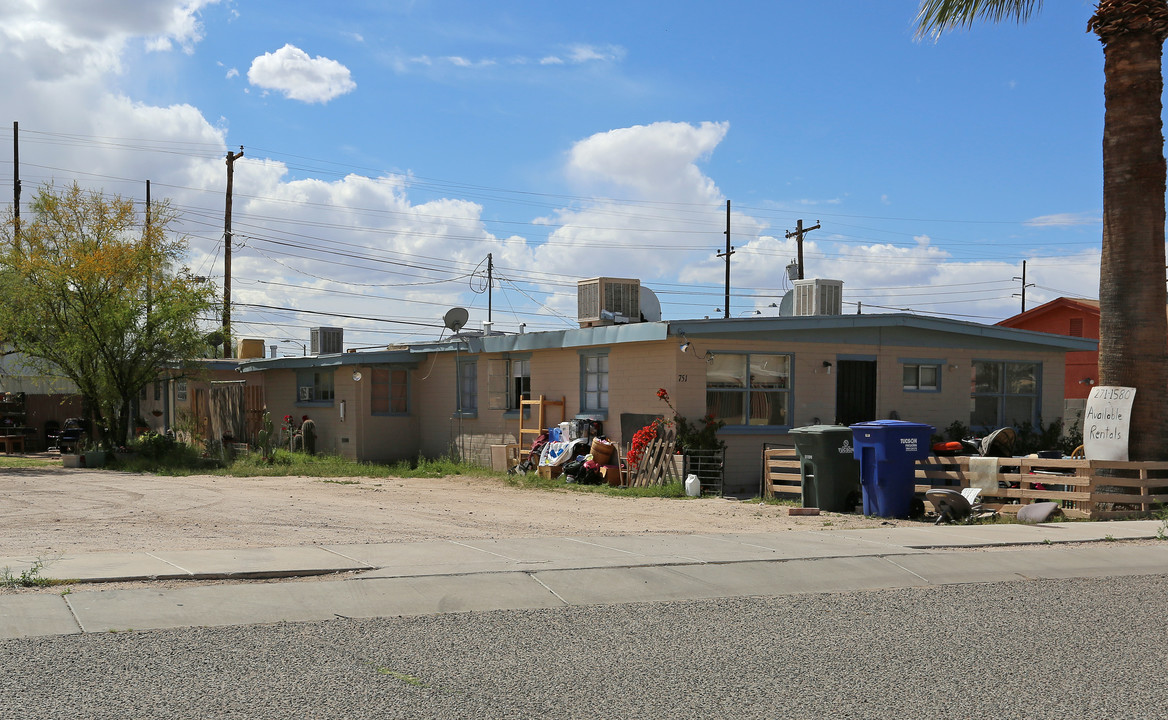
xmin=918 ymin=0 xmax=1168 ymax=460
xmin=0 ymin=183 xmax=218 ymax=445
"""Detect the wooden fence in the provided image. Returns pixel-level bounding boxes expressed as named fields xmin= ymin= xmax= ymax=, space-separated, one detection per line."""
xmin=762 ymin=447 xmax=1168 ymax=520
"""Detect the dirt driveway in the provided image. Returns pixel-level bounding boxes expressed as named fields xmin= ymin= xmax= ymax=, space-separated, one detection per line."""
xmin=0 ymin=466 xmax=914 ymax=557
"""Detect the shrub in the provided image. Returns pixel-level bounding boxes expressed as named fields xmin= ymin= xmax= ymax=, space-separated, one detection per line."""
xmin=130 ymin=431 xmax=176 ymax=460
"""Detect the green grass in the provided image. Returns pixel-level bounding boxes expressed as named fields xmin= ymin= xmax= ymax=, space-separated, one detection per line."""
xmin=743 ymin=496 xmax=800 ymax=507
xmin=116 ymin=449 xmax=501 ymax=481
xmin=1 ymin=559 xmax=67 ymax=589
xmin=0 ymin=456 xmax=58 ymax=469
xmin=370 ymin=666 xmax=430 ymax=688
xmin=503 ymin=471 xmax=687 ymax=498
xmin=101 ymin=443 xmax=690 ymax=497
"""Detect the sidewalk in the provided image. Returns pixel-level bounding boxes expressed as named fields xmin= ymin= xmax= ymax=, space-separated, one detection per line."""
xmin=2 ymin=520 xmax=1165 ymax=639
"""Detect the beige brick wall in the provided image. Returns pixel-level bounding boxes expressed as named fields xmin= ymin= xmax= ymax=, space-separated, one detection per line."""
xmin=261 ymin=365 xmax=425 ymax=462
xmin=248 ymin=336 xmax=1073 ymax=495
xmin=415 ymin=353 xmax=520 ymax=465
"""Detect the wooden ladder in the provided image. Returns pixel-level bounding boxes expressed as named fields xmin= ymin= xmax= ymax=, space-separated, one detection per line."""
xmin=518 ymin=395 xmax=566 ymax=450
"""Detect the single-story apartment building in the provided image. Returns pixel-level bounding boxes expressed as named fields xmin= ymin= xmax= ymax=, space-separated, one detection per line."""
xmin=237 ymin=285 xmax=1097 ymax=496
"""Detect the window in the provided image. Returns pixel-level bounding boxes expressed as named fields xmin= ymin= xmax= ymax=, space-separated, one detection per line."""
xmin=175 ymin=379 xmax=188 ymax=403
xmin=580 ymin=352 xmax=609 ymax=413
xmin=296 ymin=370 xmax=335 ymax=404
xmin=371 ymin=367 xmax=408 ymax=415
xmin=487 ymin=357 xmax=531 ymax=411
xmin=902 ymin=362 xmax=940 ymax=392
xmin=510 ymin=359 xmax=531 ymax=410
xmin=457 ymin=360 xmax=477 ymax=414
xmin=706 ymin=353 xmax=791 ymax=427
xmin=970 ymin=360 xmax=1040 ymax=430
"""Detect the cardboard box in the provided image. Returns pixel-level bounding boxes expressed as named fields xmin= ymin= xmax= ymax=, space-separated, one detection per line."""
xmin=537 ymin=464 xmax=563 ymax=480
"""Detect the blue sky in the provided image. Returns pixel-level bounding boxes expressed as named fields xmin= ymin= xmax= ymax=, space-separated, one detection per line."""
xmin=0 ymin=1 xmax=1117 ymax=351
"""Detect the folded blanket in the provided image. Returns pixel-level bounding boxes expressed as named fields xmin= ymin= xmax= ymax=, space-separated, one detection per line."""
xmin=968 ymin=456 xmax=1000 ymax=492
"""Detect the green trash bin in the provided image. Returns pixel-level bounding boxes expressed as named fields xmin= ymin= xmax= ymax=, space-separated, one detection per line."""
xmin=787 ymin=425 xmax=862 ymax=512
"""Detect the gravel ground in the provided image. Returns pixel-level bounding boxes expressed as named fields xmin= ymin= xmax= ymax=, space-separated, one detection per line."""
xmin=3 ymin=573 xmax=1167 ymax=719
xmin=0 ymin=466 xmax=915 ymax=557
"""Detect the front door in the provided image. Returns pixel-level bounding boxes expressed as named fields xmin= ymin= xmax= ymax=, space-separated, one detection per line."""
xmin=836 ymin=360 xmax=877 ymax=426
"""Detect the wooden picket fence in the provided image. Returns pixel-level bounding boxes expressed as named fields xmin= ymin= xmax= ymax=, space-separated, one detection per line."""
xmin=625 ymin=425 xmax=680 ymax=487
xmin=762 ymin=447 xmax=1168 ymax=520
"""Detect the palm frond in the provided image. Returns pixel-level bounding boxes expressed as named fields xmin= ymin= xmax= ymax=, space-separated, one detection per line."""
xmin=916 ymin=0 xmax=1043 ymax=39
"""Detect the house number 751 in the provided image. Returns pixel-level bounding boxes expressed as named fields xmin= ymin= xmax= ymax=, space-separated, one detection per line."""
xmin=677 ymin=374 xmax=687 ymax=383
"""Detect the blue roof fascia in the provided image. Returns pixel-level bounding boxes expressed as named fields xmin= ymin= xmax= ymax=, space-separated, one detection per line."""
xmin=409 ymin=324 xmax=669 ymax=354
xmin=476 ymin=322 xmax=669 ymax=353
xmin=238 ymin=350 xmax=420 ymax=373
xmin=666 ymin=314 xmax=1098 ymax=352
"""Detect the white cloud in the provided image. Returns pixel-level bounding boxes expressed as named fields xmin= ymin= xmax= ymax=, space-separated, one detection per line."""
xmin=1024 ymin=212 xmax=1100 ymax=228
xmin=0 ymin=0 xmax=216 ymax=81
xmin=565 ymin=43 xmax=625 ymax=63
xmin=395 ymin=43 xmax=623 ymax=75
xmin=566 ymin=121 xmax=729 ymax=198
xmin=247 ymin=44 xmax=356 ymax=104
xmin=225 ymin=67 xmax=238 ymax=79
xmin=522 ymin=121 xmax=745 ymax=315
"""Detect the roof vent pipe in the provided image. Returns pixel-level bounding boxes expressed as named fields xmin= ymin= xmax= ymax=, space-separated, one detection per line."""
xmin=482 ymin=321 xmax=493 ymax=336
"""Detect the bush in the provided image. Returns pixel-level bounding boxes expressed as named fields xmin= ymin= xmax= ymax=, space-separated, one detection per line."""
xmin=130 ymin=432 xmax=176 ymax=460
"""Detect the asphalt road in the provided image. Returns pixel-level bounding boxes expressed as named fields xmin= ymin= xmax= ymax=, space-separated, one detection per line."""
xmin=3 ymin=572 xmax=1166 ymax=719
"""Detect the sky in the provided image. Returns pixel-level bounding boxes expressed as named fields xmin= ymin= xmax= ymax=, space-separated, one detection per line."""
xmin=0 ymin=0 xmax=1117 ymax=354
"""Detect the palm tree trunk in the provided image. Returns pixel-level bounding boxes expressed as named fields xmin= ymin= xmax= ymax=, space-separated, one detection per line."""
xmin=1093 ymin=1 xmax=1168 ymax=459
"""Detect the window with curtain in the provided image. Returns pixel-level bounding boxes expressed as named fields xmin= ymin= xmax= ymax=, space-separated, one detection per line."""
xmin=706 ymin=353 xmax=790 ymax=427
xmin=371 ymin=367 xmax=408 ymax=415
xmin=970 ymin=360 xmax=1039 ymax=429
xmin=902 ymin=363 xmax=940 ymax=392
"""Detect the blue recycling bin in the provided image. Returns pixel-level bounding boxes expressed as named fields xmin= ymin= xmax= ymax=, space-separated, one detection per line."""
xmin=850 ymin=420 xmax=935 ymax=518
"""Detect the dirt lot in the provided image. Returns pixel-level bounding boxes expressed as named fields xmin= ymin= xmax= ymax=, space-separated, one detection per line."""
xmin=0 ymin=465 xmax=917 ymax=557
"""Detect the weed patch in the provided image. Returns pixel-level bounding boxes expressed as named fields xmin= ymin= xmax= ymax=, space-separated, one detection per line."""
xmin=1 ymin=559 xmax=63 ymax=588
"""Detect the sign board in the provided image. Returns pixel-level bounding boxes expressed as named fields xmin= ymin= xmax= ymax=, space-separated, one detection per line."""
xmin=1084 ymin=386 xmax=1136 ymax=461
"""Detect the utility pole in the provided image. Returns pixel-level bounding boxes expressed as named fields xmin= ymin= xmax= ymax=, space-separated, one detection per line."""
xmin=716 ymin=200 xmax=733 ymax=318
xmin=223 ymin=147 xmax=243 ymax=358
xmin=785 ymin=219 xmax=821 ymax=280
xmin=1013 ymin=260 xmax=1034 ymax=313
xmin=12 ymin=122 xmax=19 ymax=248
xmin=487 ymin=253 xmax=493 ymax=323
xmin=145 ymin=179 xmax=152 ymax=324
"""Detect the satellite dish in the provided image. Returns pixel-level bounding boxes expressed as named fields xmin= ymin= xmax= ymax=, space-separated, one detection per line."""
xmin=778 ymin=290 xmax=794 ymax=317
xmin=443 ymin=307 xmax=469 ymax=334
xmin=640 ymin=287 xmax=662 ymax=322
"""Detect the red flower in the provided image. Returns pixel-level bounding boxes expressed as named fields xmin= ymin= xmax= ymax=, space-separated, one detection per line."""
xmin=628 ymin=422 xmax=659 ymax=468
xmin=656 ymin=388 xmax=669 ymax=400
